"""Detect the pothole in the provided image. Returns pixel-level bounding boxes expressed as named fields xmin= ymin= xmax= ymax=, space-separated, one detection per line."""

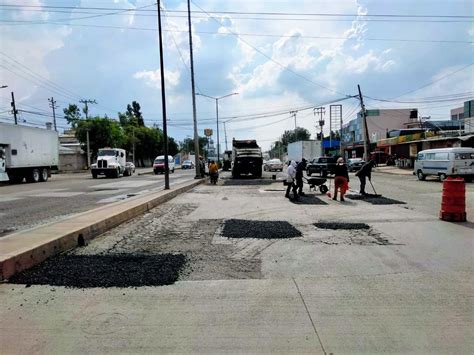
xmin=222 ymin=219 xmax=302 ymax=239
xmin=8 ymin=254 xmax=186 ymax=288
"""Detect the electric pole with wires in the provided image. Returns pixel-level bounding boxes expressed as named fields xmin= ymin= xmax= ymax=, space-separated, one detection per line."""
xmin=357 ymin=85 xmax=370 ymax=161
xmin=48 ymin=97 xmax=58 ymax=131
xmin=79 ymin=99 xmax=97 ymax=119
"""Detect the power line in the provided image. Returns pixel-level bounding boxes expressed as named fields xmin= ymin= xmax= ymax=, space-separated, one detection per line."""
xmin=1 ymin=4 xmax=472 ymax=18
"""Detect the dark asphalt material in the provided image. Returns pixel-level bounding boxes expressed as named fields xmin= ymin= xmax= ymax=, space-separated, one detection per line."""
xmin=8 ymin=254 xmax=186 ymax=288
xmin=223 ymin=179 xmax=273 ymax=186
xmin=290 ymin=195 xmax=328 ymax=205
xmin=222 ymin=219 xmax=302 ymax=239
xmin=345 ymin=194 xmax=406 ymax=205
xmin=314 ymin=222 xmax=371 ymax=230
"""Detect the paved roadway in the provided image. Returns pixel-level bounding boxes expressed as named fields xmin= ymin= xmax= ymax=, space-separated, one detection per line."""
xmin=0 ymin=168 xmax=196 ymax=235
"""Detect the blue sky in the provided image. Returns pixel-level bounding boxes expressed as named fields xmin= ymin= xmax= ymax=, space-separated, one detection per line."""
xmin=0 ymin=0 xmax=473 ymax=150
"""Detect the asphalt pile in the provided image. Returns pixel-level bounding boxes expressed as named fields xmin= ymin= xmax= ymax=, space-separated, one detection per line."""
xmin=290 ymin=194 xmax=328 ymax=205
xmin=314 ymin=222 xmax=371 ymax=230
xmin=9 ymin=254 xmax=186 ymax=288
xmin=346 ymin=194 xmax=406 ymax=205
xmin=222 ymin=219 xmax=302 ymax=239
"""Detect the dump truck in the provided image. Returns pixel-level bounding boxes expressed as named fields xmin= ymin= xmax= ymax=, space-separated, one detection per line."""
xmin=231 ymin=139 xmax=263 ymax=178
xmin=90 ymin=148 xmax=134 ymax=178
xmin=0 ymin=122 xmax=59 ymax=183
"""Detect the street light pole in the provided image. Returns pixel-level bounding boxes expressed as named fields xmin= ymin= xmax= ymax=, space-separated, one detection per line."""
xmin=196 ymin=92 xmax=238 ymax=164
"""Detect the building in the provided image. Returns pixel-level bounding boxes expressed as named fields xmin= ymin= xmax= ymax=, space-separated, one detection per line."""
xmin=342 ymin=108 xmax=416 ymax=158
xmin=451 ymin=106 xmax=464 ymax=120
xmin=58 ymin=130 xmax=87 ymax=171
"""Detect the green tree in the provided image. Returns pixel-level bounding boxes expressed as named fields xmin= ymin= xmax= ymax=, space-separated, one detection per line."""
xmin=180 ymin=137 xmax=208 ymax=155
xmin=63 ymin=104 xmax=82 ymax=127
xmin=75 ymin=117 xmax=126 ymax=159
xmin=280 ymin=127 xmax=311 ymax=146
xmin=119 ymin=101 xmax=144 ymax=127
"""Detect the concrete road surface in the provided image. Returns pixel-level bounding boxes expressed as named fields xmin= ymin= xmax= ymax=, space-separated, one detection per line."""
xmin=1 ymin=171 xmax=472 ymax=354
xmin=0 ymin=169 xmax=196 ymax=236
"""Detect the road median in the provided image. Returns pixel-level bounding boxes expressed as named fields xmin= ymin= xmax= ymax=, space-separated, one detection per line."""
xmin=0 ymin=179 xmax=203 ymax=281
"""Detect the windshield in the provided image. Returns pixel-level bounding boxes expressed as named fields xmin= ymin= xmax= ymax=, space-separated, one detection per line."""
xmin=98 ymin=150 xmax=116 ymax=157
xmin=154 ymin=158 xmax=164 ymax=164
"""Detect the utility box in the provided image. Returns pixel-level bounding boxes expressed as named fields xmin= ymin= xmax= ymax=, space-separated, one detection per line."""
xmin=287 ymin=140 xmax=322 ymax=162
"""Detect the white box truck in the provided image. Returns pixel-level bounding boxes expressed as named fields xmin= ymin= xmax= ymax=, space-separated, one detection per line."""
xmin=287 ymin=140 xmax=322 ymax=162
xmin=0 ymin=122 xmax=59 ymax=183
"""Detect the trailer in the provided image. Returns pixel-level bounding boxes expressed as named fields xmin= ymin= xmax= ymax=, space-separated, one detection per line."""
xmin=287 ymin=140 xmax=322 ymax=163
xmin=0 ymin=122 xmax=59 ymax=183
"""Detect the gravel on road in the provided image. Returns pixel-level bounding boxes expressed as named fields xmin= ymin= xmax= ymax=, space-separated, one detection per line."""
xmin=222 ymin=219 xmax=302 ymax=239
xmin=8 ymin=254 xmax=186 ymax=288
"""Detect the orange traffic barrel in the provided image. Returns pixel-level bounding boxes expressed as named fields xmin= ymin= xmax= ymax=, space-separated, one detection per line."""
xmin=440 ymin=177 xmax=466 ymax=222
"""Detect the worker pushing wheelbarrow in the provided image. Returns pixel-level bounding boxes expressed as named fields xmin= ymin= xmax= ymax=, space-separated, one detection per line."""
xmin=303 ymin=176 xmax=329 ymax=194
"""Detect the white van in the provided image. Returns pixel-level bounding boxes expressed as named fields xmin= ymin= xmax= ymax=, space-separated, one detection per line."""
xmin=153 ymin=155 xmax=175 ymax=174
xmin=414 ymin=147 xmax=474 ymax=182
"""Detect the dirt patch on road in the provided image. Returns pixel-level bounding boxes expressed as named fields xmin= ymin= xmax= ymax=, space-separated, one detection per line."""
xmin=8 ymin=254 xmax=185 ymax=288
xmin=222 ymin=219 xmax=302 ymax=239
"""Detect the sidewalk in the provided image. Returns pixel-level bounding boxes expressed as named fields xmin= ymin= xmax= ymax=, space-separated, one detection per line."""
xmin=374 ymin=165 xmax=413 ymax=175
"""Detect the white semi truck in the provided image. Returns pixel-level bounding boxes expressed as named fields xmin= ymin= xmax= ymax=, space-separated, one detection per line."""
xmin=0 ymin=122 xmax=59 ymax=183
xmin=287 ymin=140 xmax=322 ymax=162
xmin=90 ymin=148 xmax=134 ymax=178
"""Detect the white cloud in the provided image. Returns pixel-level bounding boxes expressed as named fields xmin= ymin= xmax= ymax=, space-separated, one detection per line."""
xmin=133 ymin=69 xmax=181 ymax=89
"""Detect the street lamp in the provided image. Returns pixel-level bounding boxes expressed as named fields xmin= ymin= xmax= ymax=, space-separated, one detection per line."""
xmin=196 ymin=92 xmax=238 ymax=163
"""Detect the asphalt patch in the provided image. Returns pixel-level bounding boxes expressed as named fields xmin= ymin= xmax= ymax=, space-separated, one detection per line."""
xmin=223 ymin=179 xmax=273 ymax=186
xmin=290 ymin=194 xmax=328 ymax=205
xmin=0 ymin=228 xmax=16 ymax=238
xmin=315 ymin=222 xmax=370 ymax=230
xmin=8 ymin=254 xmax=186 ymax=288
xmin=345 ymin=194 xmax=406 ymax=205
xmin=222 ymin=219 xmax=302 ymax=239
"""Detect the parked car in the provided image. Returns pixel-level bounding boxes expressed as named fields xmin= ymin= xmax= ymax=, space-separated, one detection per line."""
xmin=347 ymin=158 xmax=365 ymax=172
xmin=306 ymin=156 xmax=337 ymax=177
xmin=263 ymin=158 xmax=283 ymax=172
xmin=125 ymin=162 xmax=136 ymax=174
xmin=414 ymin=147 xmax=474 ymax=182
xmin=182 ymin=160 xmax=194 ymax=169
xmin=153 ymin=155 xmax=175 ymax=174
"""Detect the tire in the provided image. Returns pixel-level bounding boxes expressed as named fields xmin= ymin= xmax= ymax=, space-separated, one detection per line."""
xmin=307 ymin=170 xmax=312 ymax=177
xmin=416 ymin=170 xmax=426 ymax=181
xmin=114 ymin=168 xmax=120 ymax=178
xmin=319 ymin=185 xmax=328 ymax=194
xmin=39 ymin=168 xmax=49 ymax=182
xmin=123 ymin=169 xmax=129 ymax=177
xmin=465 ymin=177 xmax=473 ymax=183
xmin=439 ymin=173 xmax=447 ymax=182
xmin=92 ymin=172 xmax=98 ymax=179
xmin=26 ymin=168 xmax=41 ymax=183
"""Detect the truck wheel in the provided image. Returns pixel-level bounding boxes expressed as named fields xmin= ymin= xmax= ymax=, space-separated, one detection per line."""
xmin=26 ymin=168 xmax=41 ymax=183
xmin=92 ymin=172 xmax=98 ymax=179
xmin=319 ymin=185 xmax=328 ymax=194
xmin=115 ymin=168 xmax=120 ymax=178
xmin=123 ymin=169 xmax=129 ymax=177
xmin=39 ymin=168 xmax=49 ymax=182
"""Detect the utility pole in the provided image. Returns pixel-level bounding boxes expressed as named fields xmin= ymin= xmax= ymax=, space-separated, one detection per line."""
xmin=86 ymin=129 xmax=91 ymax=168
xmin=157 ymin=0 xmax=170 ymax=190
xmin=132 ymin=126 xmax=136 ymax=165
xmin=290 ymin=110 xmax=297 ymax=129
xmin=357 ymin=84 xmax=370 ymax=161
xmin=224 ymin=121 xmax=228 ymax=150
xmin=48 ymin=97 xmax=58 ymax=131
xmin=187 ymin=0 xmax=201 ymax=179
xmin=79 ymin=99 xmax=97 ymax=119
xmin=314 ymin=107 xmax=325 ymax=155
xmin=10 ymin=92 xmax=18 ymax=124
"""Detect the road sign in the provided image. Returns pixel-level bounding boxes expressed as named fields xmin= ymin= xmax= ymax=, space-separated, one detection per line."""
xmin=204 ymin=128 xmax=213 ymax=137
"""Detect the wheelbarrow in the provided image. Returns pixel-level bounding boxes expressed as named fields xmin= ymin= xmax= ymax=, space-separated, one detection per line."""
xmin=304 ymin=176 xmax=328 ymax=194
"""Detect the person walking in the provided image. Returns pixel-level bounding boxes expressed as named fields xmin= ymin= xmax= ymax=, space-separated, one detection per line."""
xmin=199 ymin=156 xmax=206 ymax=178
xmin=355 ymin=159 xmax=375 ymax=195
xmin=333 ymin=157 xmax=349 ymax=201
xmin=295 ymin=158 xmax=307 ymax=196
xmin=285 ymin=160 xmax=298 ymax=200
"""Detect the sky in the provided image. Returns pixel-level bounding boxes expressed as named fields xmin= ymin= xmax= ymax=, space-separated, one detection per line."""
xmin=0 ymin=0 xmax=473 ymax=151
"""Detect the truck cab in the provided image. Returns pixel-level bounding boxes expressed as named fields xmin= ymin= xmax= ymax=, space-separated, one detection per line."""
xmin=91 ymin=148 xmax=132 ymax=178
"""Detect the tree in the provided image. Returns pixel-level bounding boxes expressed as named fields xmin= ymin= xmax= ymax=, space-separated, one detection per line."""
xmin=75 ymin=117 xmax=126 ymax=159
xmin=63 ymin=104 xmax=82 ymax=127
xmin=180 ymin=136 xmax=208 ymax=156
xmin=119 ymin=101 xmax=144 ymax=127
xmin=281 ymin=127 xmax=311 ymax=146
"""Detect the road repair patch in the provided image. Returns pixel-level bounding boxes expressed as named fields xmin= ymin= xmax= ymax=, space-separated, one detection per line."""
xmin=314 ymin=222 xmax=370 ymax=230
xmin=8 ymin=254 xmax=186 ymax=288
xmin=222 ymin=219 xmax=302 ymax=239
xmin=223 ymin=179 xmax=273 ymax=186
xmin=345 ymin=194 xmax=406 ymax=205
xmin=290 ymin=194 xmax=328 ymax=205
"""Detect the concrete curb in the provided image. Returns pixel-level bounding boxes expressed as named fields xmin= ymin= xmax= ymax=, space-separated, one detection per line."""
xmin=0 ymin=179 xmax=204 ymax=281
